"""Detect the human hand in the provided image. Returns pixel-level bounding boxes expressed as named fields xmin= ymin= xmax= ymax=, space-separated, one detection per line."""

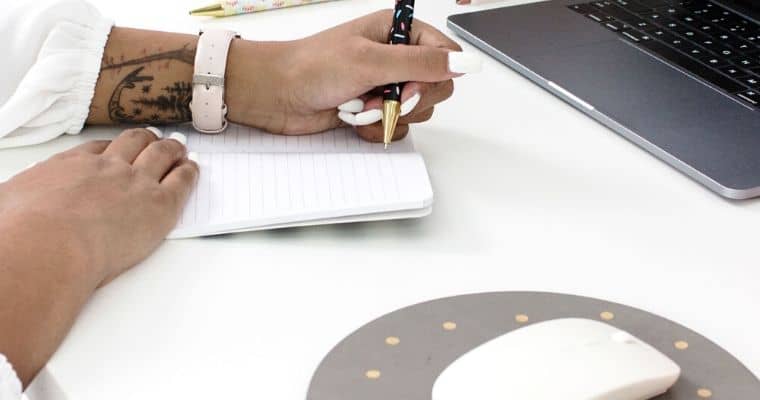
xmin=0 ymin=127 xmax=198 ymax=286
xmin=225 ymin=10 xmax=482 ymax=142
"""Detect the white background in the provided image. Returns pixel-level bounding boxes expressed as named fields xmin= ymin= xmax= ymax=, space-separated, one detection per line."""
xmin=1 ymin=0 xmax=757 ymax=398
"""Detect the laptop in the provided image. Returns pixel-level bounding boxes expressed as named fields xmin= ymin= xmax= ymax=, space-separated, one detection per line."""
xmin=448 ymin=0 xmax=760 ymax=199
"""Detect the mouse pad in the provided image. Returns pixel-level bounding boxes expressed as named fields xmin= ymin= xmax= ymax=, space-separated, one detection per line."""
xmin=307 ymin=291 xmax=758 ymax=399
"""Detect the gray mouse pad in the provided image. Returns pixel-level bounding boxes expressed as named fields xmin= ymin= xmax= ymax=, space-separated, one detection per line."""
xmin=307 ymin=291 xmax=758 ymax=399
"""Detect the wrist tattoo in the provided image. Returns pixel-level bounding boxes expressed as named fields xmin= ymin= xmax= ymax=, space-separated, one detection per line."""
xmin=103 ymin=45 xmax=196 ymax=124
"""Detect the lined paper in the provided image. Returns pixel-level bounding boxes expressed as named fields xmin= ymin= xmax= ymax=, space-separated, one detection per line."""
xmin=172 ymin=124 xmax=416 ymax=154
xmin=168 ymin=124 xmax=432 ymax=238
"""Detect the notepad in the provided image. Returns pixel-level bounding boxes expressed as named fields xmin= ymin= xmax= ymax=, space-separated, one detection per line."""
xmin=167 ymin=124 xmax=433 ymax=239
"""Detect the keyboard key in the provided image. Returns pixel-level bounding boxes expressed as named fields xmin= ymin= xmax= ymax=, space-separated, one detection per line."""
xmin=605 ymin=5 xmax=648 ymax=25
xmin=736 ymin=90 xmax=759 ymax=107
xmin=648 ymin=28 xmax=680 ymax=44
xmin=639 ymin=40 xmax=747 ymax=93
xmin=636 ymin=0 xmax=668 ymax=8
xmin=587 ymin=12 xmax=613 ymax=23
xmin=718 ymin=65 xmax=750 ymax=79
xmin=616 ymin=1 xmax=649 ymax=13
xmin=697 ymin=54 xmax=728 ymax=68
xmin=641 ymin=12 xmax=666 ymax=23
xmin=570 ymin=4 xmax=593 ymax=13
xmin=697 ymin=38 xmax=732 ymax=54
xmin=591 ymin=1 xmax=613 ymax=9
xmin=621 ymin=29 xmax=652 ymax=42
xmin=733 ymin=57 xmax=759 ymax=69
xmin=739 ymin=76 xmax=760 ymax=89
xmin=605 ymin=21 xmax=626 ymax=31
xmin=740 ymin=32 xmax=759 ymax=43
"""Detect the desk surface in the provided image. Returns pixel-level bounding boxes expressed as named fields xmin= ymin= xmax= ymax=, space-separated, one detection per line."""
xmin=5 ymin=0 xmax=758 ymax=398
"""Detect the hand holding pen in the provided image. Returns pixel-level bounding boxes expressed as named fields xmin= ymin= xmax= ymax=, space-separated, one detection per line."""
xmin=334 ymin=10 xmax=482 ymax=143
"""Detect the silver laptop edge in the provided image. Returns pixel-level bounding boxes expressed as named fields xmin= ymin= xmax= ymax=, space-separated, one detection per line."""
xmin=447 ymin=18 xmax=760 ymax=200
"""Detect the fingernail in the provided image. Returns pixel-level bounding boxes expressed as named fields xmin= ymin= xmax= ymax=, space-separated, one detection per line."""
xmin=146 ymin=126 xmax=163 ymax=139
xmin=355 ymin=109 xmax=383 ymax=126
xmin=449 ymin=52 xmax=483 ymax=74
xmin=338 ymin=111 xmax=358 ymax=126
xmin=338 ymin=98 xmax=365 ymax=113
xmin=188 ymin=152 xmax=199 ymax=163
xmin=400 ymin=93 xmax=421 ymax=117
xmin=168 ymin=132 xmax=187 ymax=146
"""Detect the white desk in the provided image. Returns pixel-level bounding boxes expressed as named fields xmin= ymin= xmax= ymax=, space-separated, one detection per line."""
xmin=4 ymin=0 xmax=758 ymax=398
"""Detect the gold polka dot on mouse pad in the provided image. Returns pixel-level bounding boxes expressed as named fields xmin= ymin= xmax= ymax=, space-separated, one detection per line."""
xmin=307 ymin=292 xmax=758 ymax=400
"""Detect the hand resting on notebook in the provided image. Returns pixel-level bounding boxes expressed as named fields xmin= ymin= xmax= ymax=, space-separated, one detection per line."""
xmin=0 ymin=127 xmax=196 ymax=386
xmin=86 ymin=10 xmax=480 ymax=143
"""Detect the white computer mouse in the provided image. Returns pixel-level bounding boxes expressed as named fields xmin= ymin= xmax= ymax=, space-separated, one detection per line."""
xmin=432 ymin=318 xmax=681 ymax=400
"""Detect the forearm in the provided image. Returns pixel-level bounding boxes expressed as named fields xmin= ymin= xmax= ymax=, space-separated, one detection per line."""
xmin=87 ymin=27 xmax=289 ymax=130
xmin=0 ymin=212 xmax=101 ymax=387
xmin=87 ymin=27 xmax=197 ymax=125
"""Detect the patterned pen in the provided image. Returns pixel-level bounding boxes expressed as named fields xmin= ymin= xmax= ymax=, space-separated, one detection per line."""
xmin=382 ymin=0 xmax=415 ymax=149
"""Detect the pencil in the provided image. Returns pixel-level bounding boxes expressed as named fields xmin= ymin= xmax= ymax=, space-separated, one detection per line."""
xmin=190 ymin=0 xmax=341 ymax=17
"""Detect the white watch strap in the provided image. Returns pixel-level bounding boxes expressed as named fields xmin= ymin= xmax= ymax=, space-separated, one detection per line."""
xmin=190 ymin=29 xmax=239 ymax=134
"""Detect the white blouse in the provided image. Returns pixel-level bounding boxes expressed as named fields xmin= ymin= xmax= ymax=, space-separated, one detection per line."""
xmin=0 ymin=355 xmax=22 ymax=400
xmin=0 ymin=0 xmax=112 ymax=149
xmin=0 ymin=0 xmax=112 ymax=397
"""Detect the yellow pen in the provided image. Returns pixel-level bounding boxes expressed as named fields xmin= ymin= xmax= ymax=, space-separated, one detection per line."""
xmin=190 ymin=0 xmax=342 ymax=17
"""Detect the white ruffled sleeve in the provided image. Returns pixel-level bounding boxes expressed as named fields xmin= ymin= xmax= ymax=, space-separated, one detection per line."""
xmin=0 ymin=354 xmax=22 ymax=400
xmin=0 ymin=0 xmax=113 ymax=149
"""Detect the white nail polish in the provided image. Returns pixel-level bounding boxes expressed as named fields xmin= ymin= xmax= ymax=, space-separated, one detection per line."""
xmin=338 ymin=99 xmax=365 ymax=113
xmin=355 ymin=109 xmax=383 ymax=126
xmin=168 ymin=132 xmax=187 ymax=146
xmin=448 ymin=52 xmax=483 ymax=74
xmin=188 ymin=152 xmax=199 ymax=163
xmin=338 ymin=111 xmax=358 ymax=126
xmin=146 ymin=126 xmax=163 ymax=138
xmin=400 ymin=93 xmax=422 ymax=117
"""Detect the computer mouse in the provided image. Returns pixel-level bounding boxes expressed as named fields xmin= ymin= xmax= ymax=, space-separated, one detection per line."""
xmin=432 ymin=318 xmax=681 ymax=400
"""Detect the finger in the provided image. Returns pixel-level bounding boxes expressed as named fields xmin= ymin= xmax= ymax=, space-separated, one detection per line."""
xmin=68 ymin=140 xmax=112 ymax=154
xmin=103 ymin=127 xmax=163 ymax=163
xmin=355 ymin=123 xmax=409 ymax=143
xmin=399 ymin=106 xmax=435 ymax=125
xmin=133 ymin=133 xmax=189 ymax=180
xmin=362 ymin=80 xmax=454 ymax=117
xmin=338 ymin=111 xmax=357 ymax=126
xmin=341 ymin=91 xmax=419 ymax=127
xmin=400 ymin=93 xmax=421 ymax=117
xmin=362 ymin=81 xmax=426 ymax=110
xmin=363 ymin=11 xmax=462 ymax=52
xmin=342 ymin=109 xmax=384 ymax=126
xmin=338 ymin=98 xmax=365 ymax=113
xmin=403 ymin=80 xmax=454 ymax=113
xmin=365 ymin=43 xmax=453 ymax=84
xmin=161 ymin=155 xmax=200 ymax=214
xmin=361 ymin=43 xmax=481 ymax=86
xmin=411 ymin=18 xmax=463 ymax=51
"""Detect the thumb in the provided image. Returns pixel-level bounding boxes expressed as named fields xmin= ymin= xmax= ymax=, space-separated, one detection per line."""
xmin=364 ymin=42 xmax=481 ymax=86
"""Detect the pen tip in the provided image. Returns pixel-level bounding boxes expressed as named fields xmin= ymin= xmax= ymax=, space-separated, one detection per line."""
xmin=384 ymin=143 xmax=389 ymax=150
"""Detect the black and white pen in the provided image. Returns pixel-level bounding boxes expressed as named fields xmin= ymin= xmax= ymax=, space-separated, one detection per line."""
xmin=382 ymin=0 xmax=416 ymax=149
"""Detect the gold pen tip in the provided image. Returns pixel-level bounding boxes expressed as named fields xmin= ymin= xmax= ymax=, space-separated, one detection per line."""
xmin=382 ymin=100 xmax=401 ymax=149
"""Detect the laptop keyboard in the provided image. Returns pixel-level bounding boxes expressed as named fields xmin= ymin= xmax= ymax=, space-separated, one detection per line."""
xmin=568 ymin=0 xmax=760 ymax=109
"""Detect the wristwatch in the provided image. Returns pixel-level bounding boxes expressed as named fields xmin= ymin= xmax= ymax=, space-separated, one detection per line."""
xmin=189 ymin=29 xmax=240 ymax=134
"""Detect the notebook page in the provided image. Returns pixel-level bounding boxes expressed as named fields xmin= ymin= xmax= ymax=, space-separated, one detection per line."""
xmin=170 ymin=152 xmax=432 ymax=238
xmin=171 ymin=124 xmax=416 ymax=154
